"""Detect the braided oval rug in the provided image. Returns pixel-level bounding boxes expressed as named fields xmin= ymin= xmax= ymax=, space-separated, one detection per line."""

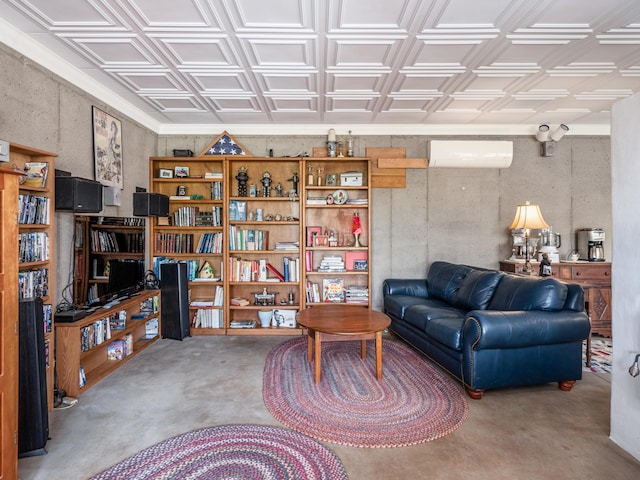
xmin=263 ymin=337 xmax=468 ymax=448
xmin=90 ymin=424 xmax=347 ymax=480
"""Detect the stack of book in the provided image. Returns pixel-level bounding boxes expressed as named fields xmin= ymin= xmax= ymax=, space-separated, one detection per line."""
xmin=346 ymin=285 xmax=369 ymax=304
xmin=317 ymin=254 xmax=346 ymax=272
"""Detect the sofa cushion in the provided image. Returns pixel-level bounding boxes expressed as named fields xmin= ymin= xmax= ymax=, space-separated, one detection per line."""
xmin=403 ymin=301 xmax=465 ymax=332
xmin=452 ymin=270 xmax=504 ymax=311
xmin=425 ymin=317 xmax=465 ymax=351
xmin=488 ymin=275 xmax=568 ymax=311
xmin=426 ymin=261 xmax=472 ymax=303
xmin=384 ymin=295 xmax=430 ymax=320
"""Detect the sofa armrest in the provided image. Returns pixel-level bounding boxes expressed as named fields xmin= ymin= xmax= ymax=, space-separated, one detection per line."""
xmin=383 ymin=279 xmax=428 ymax=298
xmin=463 ymin=310 xmax=590 ymax=350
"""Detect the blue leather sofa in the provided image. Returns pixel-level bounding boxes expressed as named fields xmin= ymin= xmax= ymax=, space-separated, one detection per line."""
xmin=383 ymin=261 xmax=590 ymax=399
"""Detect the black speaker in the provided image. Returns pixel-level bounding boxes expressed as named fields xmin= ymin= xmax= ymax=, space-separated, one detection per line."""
xmin=160 ymin=263 xmax=191 ymax=340
xmin=133 ymin=192 xmax=169 ymax=217
xmin=55 ymin=177 xmax=103 ymax=213
xmin=18 ymin=298 xmax=49 ymax=457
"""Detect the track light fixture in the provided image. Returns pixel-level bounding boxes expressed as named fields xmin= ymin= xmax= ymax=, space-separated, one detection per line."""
xmin=535 ymin=124 xmax=569 ymax=157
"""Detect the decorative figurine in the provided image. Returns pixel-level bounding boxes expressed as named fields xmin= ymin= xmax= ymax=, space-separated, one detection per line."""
xmin=337 ymin=141 xmax=344 ymax=157
xmin=317 ymin=167 xmax=324 ymax=186
xmin=288 ymin=172 xmax=299 ymax=197
xmin=261 ymin=171 xmax=272 ymax=197
xmin=539 ymin=253 xmax=552 ymax=276
xmin=352 ymin=212 xmax=362 ymax=247
xmin=235 ymin=166 xmax=249 ymax=196
xmin=275 ymin=182 xmax=283 ymax=197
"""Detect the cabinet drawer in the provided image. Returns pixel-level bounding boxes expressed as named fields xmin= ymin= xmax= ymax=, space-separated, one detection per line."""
xmin=566 ymin=265 xmax=611 ymax=283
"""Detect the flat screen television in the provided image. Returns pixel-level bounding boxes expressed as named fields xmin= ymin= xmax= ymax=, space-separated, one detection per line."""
xmin=106 ymin=259 xmax=144 ymax=300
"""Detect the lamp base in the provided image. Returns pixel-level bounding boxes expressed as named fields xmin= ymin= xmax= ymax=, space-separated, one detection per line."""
xmin=353 ymin=233 xmax=361 ymax=248
xmin=523 ymin=261 xmax=536 ymax=275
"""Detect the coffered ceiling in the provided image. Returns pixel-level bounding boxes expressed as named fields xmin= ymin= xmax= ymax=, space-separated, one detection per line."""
xmin=2 ymin=0 xmax=640 ymax=134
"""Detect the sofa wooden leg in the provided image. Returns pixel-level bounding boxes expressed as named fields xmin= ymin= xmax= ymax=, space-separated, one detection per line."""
xmin=558 ymin=380 xmax=576 ymax=392
xmin=466 ymin=388 xmax=485 ymax=400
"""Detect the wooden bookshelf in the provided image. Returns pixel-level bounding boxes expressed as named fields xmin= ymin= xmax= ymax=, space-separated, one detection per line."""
xmin=55 ymin=290 xmax=160 ymax=398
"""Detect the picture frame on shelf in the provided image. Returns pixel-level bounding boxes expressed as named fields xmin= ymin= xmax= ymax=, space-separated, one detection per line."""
xmin=158 ymin=168 xmax=173 ymax=179
xmin=326 ymin=173 xmax=337 ymax=186
xmin=92 ymin=106 xmax=123 ymax=189
xmin=306 ymin=226 xmax=322 ymax=247
xmin=174 ymin=166 xmax=189 ymax=178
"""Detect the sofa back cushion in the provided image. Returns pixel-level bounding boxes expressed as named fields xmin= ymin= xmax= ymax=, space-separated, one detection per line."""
xmin=452 ymin=270 xmax=504 ymax=311
xmin=427 ymin=261 xmax=471 ymax=303
xmin=488 ymin=275 xmax=568 ymax=311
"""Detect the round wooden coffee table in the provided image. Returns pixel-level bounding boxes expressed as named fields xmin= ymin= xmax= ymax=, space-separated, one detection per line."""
xmin=297 ymin=305 xmax=391 ymax=383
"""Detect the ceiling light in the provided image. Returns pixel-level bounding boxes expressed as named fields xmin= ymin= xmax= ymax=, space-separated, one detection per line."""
xmin=535 ymin=124 xmax=569 ymax=157
xmin=550 ymin=124 xmax=569 ymax=141
xmin=535 ymin=124 xmax=550 ymax=142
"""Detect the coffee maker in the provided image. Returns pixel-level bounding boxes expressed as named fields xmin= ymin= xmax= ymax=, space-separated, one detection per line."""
xmin=577 ymin=228 xmax=605 ymax=262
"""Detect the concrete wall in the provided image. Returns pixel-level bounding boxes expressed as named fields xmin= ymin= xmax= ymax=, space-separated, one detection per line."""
xmin=610 ymin=92 xmax=640 ymax=459
xmin=157 ymin=134 xmax=612 ymax=310
xmin=0 ymin=43 xmax=157 ymax=305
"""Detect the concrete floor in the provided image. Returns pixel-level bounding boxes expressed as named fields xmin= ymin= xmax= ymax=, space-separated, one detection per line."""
xmin=19 ymin=335 xmax=640 ymax=480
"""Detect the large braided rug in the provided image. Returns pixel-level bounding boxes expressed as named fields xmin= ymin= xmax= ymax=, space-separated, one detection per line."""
xmin=89 ymin=424 xmax=347 ymax=480
xmin=263 ymin=337 xmax=468 ymax=448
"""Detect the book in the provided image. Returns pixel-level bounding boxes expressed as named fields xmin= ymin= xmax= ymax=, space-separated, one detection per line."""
xmin=230 ymin=297 xmax=250 ymax=306
xmin=229 ymin=320 xmax=257 ymax=328
xmin=265 ymin=262 xmax=284 ymax=281
xmin=323 ymin=278 xmax=345 ymax=303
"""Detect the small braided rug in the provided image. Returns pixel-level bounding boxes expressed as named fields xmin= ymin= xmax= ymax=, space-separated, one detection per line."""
xmin=89 ymin=424 xmax=347 ymax=480
xmin=263 ymin=337 xmax=468 ymax=448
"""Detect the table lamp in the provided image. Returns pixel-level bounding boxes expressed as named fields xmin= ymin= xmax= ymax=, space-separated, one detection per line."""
xmin=352 ymin=212 xmax=362 ymax=247
xmin=509 ymin=201 xmax=549 ymax=274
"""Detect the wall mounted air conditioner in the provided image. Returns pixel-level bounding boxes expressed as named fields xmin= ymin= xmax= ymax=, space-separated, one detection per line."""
xmin=427 ymin=140 xmax=513 ymax=168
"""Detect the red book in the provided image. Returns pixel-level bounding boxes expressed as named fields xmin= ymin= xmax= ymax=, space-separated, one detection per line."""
xmin=265 ymin=262 xmax=285 ymax=281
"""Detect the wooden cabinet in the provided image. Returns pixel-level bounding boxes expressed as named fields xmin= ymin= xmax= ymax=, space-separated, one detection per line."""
xmin=499 ymin=260 xmax=612 ymax=337
xmin=149 ymin=156 xmax=226 ymax=334
xmin=148 ymin=154 xmax=372 ymax=336
xmin=301 ymin=158 xmax=371 ymax=309
xmin=557 ymin=263 xmax=612 ymax=337
xmin=55 ymin=290 xmax=160 ymax=398
xmin=13 ymin=144 xmax=57 ymax=411
xmin=0 ymin=166 xmax=22 ymax=480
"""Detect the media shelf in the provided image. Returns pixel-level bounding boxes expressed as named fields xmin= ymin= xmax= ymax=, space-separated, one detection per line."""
xmin=55 ymin=290 xmax=160 ymax=398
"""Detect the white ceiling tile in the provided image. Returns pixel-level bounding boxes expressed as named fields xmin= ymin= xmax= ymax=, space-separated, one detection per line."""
xmin=2 ymin=0 xmax=640 ymax=128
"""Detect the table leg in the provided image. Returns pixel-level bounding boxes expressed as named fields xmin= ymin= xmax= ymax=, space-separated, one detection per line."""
xmin=314 ymin=332 xmax=322 ymax=383
xmin=375 ymin=331 xmax=383 ymax=380
xmin=306 ymin=330 xmax=314 ymax=363
xmin=360 ymin=339 xmax=367 ymax=359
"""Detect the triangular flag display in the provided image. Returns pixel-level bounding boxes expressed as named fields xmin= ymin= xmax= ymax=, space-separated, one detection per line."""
xmin=199 ymin=131 xmax=252 ymax=156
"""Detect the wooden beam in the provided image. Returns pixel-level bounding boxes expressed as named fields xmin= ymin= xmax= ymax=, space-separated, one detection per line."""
xmin=377 ymin=158 xmax=428 ymax=169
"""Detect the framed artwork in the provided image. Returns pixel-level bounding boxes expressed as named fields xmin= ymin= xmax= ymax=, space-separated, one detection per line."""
xmin=92 ymin=106 xmax=123 ymax=189
xmin=175 ymin=166 xmax=190 ymax=178
xmin=158 ymin=168 xmax=173 ymax=178
xmin=326 ymin=173 xmax=337 ymax=186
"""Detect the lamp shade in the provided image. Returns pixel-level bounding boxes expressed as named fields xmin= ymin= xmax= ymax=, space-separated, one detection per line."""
xmin=509 ymin=201 xmax=549 ymax=230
